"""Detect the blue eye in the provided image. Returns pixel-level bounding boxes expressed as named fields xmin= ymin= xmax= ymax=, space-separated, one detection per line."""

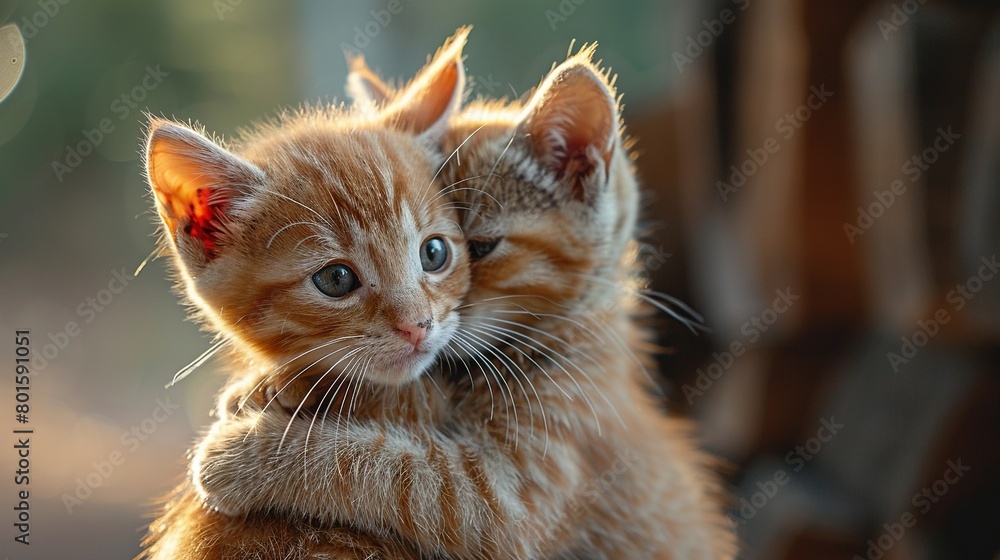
xmin=420 ymin=237 xmax=449 ymax=272
xmin=312 ymin=264 xmax=361 ymax=298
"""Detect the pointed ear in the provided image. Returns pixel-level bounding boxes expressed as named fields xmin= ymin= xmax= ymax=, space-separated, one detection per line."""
xmin=144 ymin=119 xmax=264 ymax=264
xmin=344 ymin=51 xmax=392 ymax=108
xmin=519 ymin=50 xmax=619 ymax=200
xmin=379 ymin=26 xmax=469 ymax=140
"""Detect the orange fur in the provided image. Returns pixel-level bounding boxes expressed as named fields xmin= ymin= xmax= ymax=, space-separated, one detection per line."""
xmin=141 ymin=30 xmax=735 ymax=560
xmin=140 ymin=31 xmax=471 ymax=560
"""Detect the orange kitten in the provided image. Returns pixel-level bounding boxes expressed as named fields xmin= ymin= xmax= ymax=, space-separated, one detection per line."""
xmin=192 ymin=38 xmax=736 ymax=559
xmin=139 ymin=32 xmax=470 ymax=560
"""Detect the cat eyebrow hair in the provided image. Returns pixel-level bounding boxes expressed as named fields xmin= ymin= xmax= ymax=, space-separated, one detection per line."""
xmin=266 ymin=221 xmax=322 ymax=249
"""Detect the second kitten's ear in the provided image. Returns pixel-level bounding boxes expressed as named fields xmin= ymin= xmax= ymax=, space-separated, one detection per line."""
xmin=345 ymin=52 xmax=392 ymax=108
xmin=519 ymin=48 xmax=619 ymax=201
xmin=380 ymin=26 xmax=469 ymax=141
xmin=144 ymin=119 xmax=264 ymax=267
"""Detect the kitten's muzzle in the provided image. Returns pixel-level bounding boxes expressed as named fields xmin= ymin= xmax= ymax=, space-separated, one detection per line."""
xmin=396 ymin=318 xmax=432 ymax=348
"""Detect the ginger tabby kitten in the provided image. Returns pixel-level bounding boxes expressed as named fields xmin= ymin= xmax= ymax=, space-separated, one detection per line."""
xmin=140 ymin=31 xmax=471 ymax=560
xmin=189 ymin=33 xmax=736 ymax=559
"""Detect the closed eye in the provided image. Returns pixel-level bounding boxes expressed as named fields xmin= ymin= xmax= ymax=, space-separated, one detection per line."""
xmin=468 ymin=238 xmax=501 ymax=260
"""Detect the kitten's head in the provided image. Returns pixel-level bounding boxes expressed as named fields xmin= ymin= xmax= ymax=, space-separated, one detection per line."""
xmin=353 ymin=45 xmax=637 ymax=336
xmin=145 ymin=30 xmax=471 ymax=388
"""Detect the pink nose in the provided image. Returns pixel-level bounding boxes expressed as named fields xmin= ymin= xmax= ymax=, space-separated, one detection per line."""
xmin=396 ymin=320 xmax=430 ymax=348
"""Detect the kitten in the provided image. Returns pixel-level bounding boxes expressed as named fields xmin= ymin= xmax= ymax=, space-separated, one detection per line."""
xmin=139 ymin=31 xmax=471 ymax=560
xmin=192 ymin=38 xmax=736 ymax=559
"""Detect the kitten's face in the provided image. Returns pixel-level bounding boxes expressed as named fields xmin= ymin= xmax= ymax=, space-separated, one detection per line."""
xmin=440 ymin=56 xmax=637 ymax=335
xmin=233 ymin=128 xmax=468 ymax=388
xmin=146 ymin=30 xmax=472 ymax=389
xmin=150 ymin=123 xmax=469 ymax=388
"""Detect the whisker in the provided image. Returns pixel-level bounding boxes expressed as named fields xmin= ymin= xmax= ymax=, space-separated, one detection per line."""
xmin=464 ymin=325 xmax=552 ymax=457
xmin=133 ymin=247 xmax=159 ymax=277
xmin=330 ymin=352 xmax=369 ymax=477
xmin=166 ymin=338 xmax=227 ymax=388
xmin=266 ymin=221 xmax=321 ymax=249
xmin=272 ymin=345 xmax=365 ymax=451
xmin=266 ymin=190 xmax=336 ymax=233
xmin=469 ymin=312 xmax=624 ymax=434
xmin=489 ymin=307 xmax=654 ymax=385
xmin=302 ymin=352 xmax=373 ymax=481
xmin=425 ymin=176 xmax=484 ymax=206
xmin=419 ymin=124 xmax=486 ymax=210
xmin=572 ymin=272 xmax=709 ymax=334
xmin=260 ymin=341 xmax=363 ymax=421
xmin=452 ymin=331 xmax=511 ymax=438
xmin=317 ymin=352 xmax=363 ymax=434
xmin=638 ymin=290 xmax=710 ymax=333
xmin=425 ymin=370 xmax=447 ymax=399
xmin=471 ymin=319 xmax=576 ymax=401
xmin=461 ymin=327 xmax=536 ymax=447
xmin=482 ymin=129 xmax=517 ymax=193
xmin=456 ymin=294 xmax=551 ymax=314
xmin=234 ymin=336 xmax=364 ymax=413
xmin=444 ymin=339 xmax=493 ymax=418
xmin=274 ymin=335 xmax=366 ymax=373
xmin=471 ymin=320 xmax=602 ymax=434
xmin=428 ymin=182 xmax=504 ymax=214
xmin=293 ymin=233 xmax=326 ymax=253
xmin=450 ymin=350 xmax=469 ymax=390
xmin=347 ymin=357 xmax=370 ymax=418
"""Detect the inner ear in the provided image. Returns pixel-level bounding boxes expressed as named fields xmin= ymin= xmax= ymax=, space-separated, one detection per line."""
xmin=529 ymin=73 xmax=615 ymax=174
xmin=520 ymin=58 xmax=618 ymax=199
xmin=145 ymin=120 xmax=263 ymax=261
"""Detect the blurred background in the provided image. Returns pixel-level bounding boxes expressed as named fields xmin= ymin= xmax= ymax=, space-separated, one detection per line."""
xmin=0 ymin=0 xmax=997 ymax=558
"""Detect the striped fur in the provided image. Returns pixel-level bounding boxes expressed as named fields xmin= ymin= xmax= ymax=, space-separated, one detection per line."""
xmin=140 ymin=31 xmax=471 ymax=560
xmin=142 ymin=32 xmax=735 ymax=560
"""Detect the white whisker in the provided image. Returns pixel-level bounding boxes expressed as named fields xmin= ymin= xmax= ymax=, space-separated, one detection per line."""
xmin=166 ymin=338 xmax=227 ymax=388
xmin=463 ymin=325 xmax=552 ymax=457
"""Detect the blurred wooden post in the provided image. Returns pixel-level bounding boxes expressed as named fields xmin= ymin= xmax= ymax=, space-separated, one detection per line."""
xmin=795 ymin=0 xmax=874 ymax=328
